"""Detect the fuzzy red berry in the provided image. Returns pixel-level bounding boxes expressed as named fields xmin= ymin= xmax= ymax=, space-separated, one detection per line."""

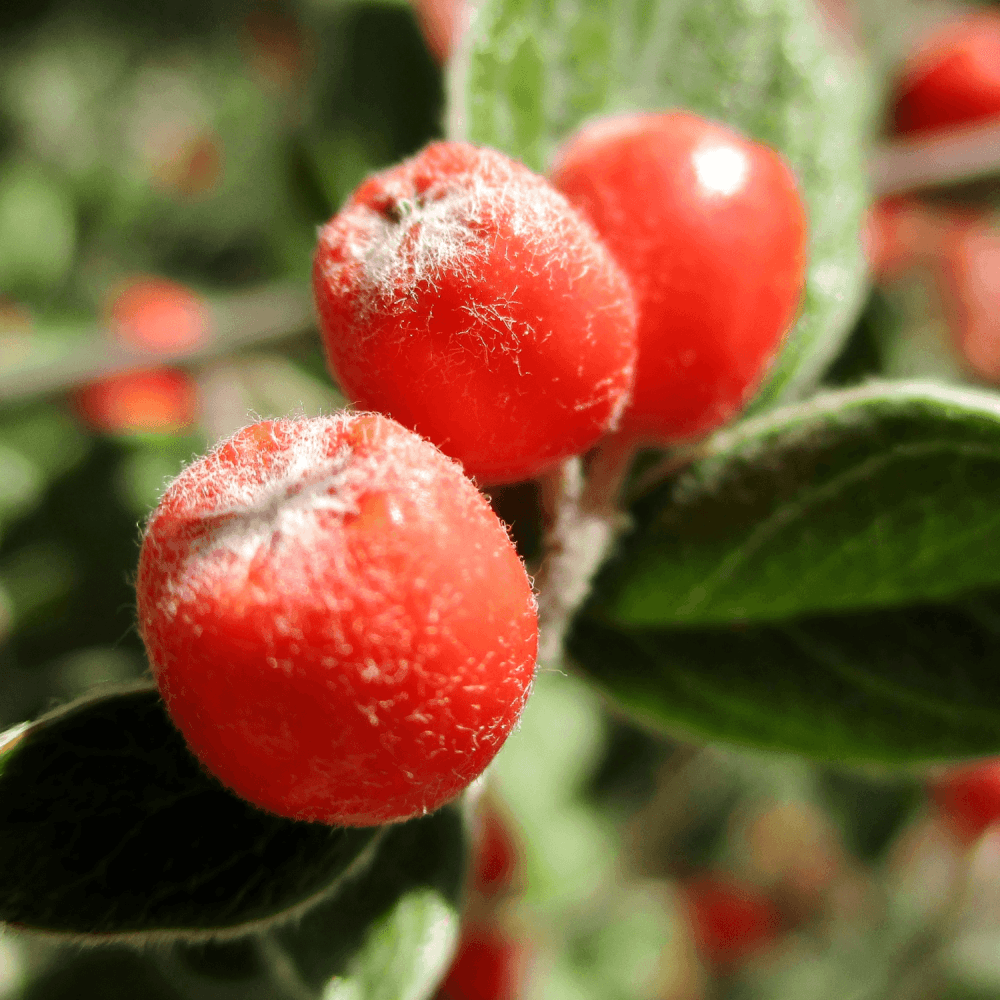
xmin=932 ymin=759 xmax=1000 ymax=845
xmin=892 ymin=13 xmax=1000 ymax=136
xmin=136 ymin=412 xmax=537 ymax=826
xmin=680 ymin=876 xmax=783 ymax=967
xmin=313 ymin=142 xmax=637 ymax=485
xmin=551 ymin=112 xmax=808 ymax=445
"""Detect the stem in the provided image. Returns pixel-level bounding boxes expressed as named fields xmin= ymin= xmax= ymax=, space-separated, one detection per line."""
xmin=0 ymin=281 xmax=315 ymax=402
xmin=871 ymin=121 xmax=1000 ymax=197
xmin=534 ymin=439 xmax=635 ymax=665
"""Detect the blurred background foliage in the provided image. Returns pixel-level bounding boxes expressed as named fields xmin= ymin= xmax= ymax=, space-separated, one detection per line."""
xmin=3 ymin=0 xmax=1000 ymax=997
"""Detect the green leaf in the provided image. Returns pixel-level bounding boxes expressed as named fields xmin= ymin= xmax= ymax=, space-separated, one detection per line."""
xmin=161 ymin=808 xmax=464 ymax=1000
xmin=567 ymin=382 xmax=1000 ymax=762
xmin=0 ymin=686 xmax=379 ymax=938
xmin=568 ymin=603 xmax=1000 ymax=762
xmin=605 ymin=382 xmax=1000 ymax=627
xmin=276 ymin=806 xmax=464 ymax=1000
xmin=450 ymin=0 xmax=871 ymax=408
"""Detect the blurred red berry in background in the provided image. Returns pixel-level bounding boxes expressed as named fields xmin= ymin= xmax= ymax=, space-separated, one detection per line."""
xmin=931 ymin=759 xmax=1000 ymax=845
xmin=865 ymin=197 xmax=950 ymax=280
xmin=241 ymin=5 xmax=312 ymax=91
xmin=435 ymin=923 xmax=528 ymax=1000
xmin=71 ymin=368 xmax=200 ymax=435
xmin=936 ymin=223 xmax=1000 ymax=383
xmin=892 ymin=13 xmax=1000 ymax=135
xmin=680 ymin=876 xmax=784 ymax=968
xmin=107 ymin=277 xmax=209 ymax=354
xmin=413 ymin=0 xmax=464 ymax=62
xmin=470 ymin=795 xmax=524 ymax=898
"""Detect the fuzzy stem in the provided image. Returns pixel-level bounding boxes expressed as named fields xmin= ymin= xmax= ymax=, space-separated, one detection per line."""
xmin=534 ymin=439 xmax=636 ymax=665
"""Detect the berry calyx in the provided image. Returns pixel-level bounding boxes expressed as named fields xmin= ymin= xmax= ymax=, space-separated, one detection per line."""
xmin=892 ymin=13 xmax=1000 ymax=136
xmin=313 ymin=141 xmax=637 ymax=484
xmin=136 ymin=412 xmax=538 ymax=826
xmin=551 ymin=112 xmax=808 ymax=445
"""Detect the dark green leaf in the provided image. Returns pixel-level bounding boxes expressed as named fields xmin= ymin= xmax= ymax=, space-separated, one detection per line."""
xmin=569 ymin=599 xmax=1000 ymax=762
xmin=567 ymin=382 xmax=1000 ymax=762
xmin=0 ymin=686 xmax=379 ymax=938
xmin=275 ymin=805 xmax=464 ymax=999
xmin=606 ymin=383 xmax=1000 ymax=627
xmin=19 ymin=808 xmax=465 ymax=999
xmin=451 ymin=0 xmax=871 ymax=408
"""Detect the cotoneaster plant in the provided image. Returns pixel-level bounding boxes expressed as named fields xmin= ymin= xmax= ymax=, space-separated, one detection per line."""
xmin=136 ymin=412 xmax=538 ymax=827
xmin=312 ymin=141 xmax=637 ymax=485
xmin=550 ymin=111 xmax=808 ymax=445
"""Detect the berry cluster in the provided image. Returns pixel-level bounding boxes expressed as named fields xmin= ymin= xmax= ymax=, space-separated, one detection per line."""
xmin=138 ymin=119 xmax=807 ymax=829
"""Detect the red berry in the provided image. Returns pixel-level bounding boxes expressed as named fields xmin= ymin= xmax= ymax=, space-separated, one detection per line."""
xmin=470 ymin=794 xmax=523 ymax=897
xmin=435 ymin=923 xmax=527 ymax=1000
xmin=680 ymin=876 xmax=783 ymax=967
xmin=865 ymin=197 xmax=947 ymax=281
xmin=136 ymin=413 xmax=537 ymax=826
xmin=551 ymin=112 xmax=808 ymax=445
xmin=413 ymin=0 xmax=463 ymax=63
xmin=108 ymin=277 xmax=209 ymax=354
xmin=937 ymin=222 xmax=1000 ymax=382
xmin=72 ymin=368 xmax=199 ymax=435
xmin=932 ymin=759 xmax=1000 ymax=844
xmin=892 ymin=14 xmax=1000 ymax=136
xmin=240 ymin=6 xmax=311 ymax=91
xmin=313 ymin=142 xmax=637 ymax=484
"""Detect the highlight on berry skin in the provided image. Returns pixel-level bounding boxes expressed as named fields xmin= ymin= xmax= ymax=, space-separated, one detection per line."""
xmin=136 ymin=411 xmax=538 ymax=827
xmin=312 ymin=140 xmax=638 ymax=485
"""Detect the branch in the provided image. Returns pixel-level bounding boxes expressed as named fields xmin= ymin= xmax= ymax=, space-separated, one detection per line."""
xmin=871 ymin=120 xmax=1000 ymax=197
xmin=0 ymin=281 xmax=316 ymax=403
xmin=2 ymin=124 xmax=998 ymax=406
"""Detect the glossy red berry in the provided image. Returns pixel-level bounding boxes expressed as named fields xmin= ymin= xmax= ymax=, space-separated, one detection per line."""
xmin=313 ymin=142 xmax=637 ymax=484
xmin=551 ymin=112 xmax=808 ymax=445
xmin=136 ymin=412 xmax=537 ymax=826
xmin=892 ymin=13 xmax=1000 ymax=136
xmin=931 ymin=759 xmax=1000 ymax=844
xmin=72 ymin=367 xmax=199 ymax=435
xmin=680 ymin=876 xmax=783 ymax=967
